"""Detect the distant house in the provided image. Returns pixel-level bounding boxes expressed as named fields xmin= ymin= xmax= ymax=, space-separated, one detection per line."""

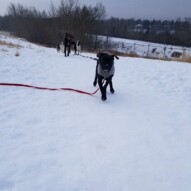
xmin=134 ymin=24 xmax=143 ymax=32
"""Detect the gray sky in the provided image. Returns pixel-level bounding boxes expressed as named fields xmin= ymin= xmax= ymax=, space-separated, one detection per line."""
xmin=0 ymin=0 xmax=191 ymax=20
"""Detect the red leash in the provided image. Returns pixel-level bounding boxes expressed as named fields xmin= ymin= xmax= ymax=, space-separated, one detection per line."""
xmin=0 ymin=83 xmax=99 ymax=96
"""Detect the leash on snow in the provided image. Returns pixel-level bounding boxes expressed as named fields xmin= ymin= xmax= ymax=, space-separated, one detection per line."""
xmin=0 ymin=83 xmax=100 ymax=96
xmin=78 ymin=54 xmax=98 ymax=61
xmin=0 ymin=54 xmax=102 ymax=96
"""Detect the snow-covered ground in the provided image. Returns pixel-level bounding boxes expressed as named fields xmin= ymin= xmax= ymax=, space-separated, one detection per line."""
xmin=0 ymin=32 xmax=191 ymax=191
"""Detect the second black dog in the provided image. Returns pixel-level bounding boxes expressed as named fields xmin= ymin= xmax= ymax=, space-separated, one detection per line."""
xmin=93 ymin=52 xmax=119 ymax=101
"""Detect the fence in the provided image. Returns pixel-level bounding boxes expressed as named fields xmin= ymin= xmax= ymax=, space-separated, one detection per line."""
xmin=102 ymin=38 xmax=191 ymax=59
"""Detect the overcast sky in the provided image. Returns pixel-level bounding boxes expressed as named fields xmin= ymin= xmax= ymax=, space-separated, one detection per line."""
xmin=0 ymin=0 xmax=191 ymax=20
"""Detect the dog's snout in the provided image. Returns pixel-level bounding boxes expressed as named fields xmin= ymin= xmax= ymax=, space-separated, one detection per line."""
xmin=102 ymin=63 xmax=110 ymax=71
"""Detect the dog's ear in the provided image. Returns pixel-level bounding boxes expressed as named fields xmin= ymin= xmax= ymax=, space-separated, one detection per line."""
xmin=97 ymin=53 xmax=101 ymax=58
xmin=112 ymin=55 xmax=119 ymax=60
xmin=97 ymin=52 xmax=104 ymax=58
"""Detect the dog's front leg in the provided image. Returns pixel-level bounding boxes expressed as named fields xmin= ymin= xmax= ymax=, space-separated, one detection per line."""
xmin=68 ymin=46 xmax=71 ymax=56
xmin=103 ymin=80 xmax=109 ymax=91
xmin=108 ymin=75 xmax=115 ymax=93
xmin=109 ymin=82 xmax=115 ymax=93
xmin=103 ymin=75 xmax=114 ymax=94
xmin=98 ymin=76 xmax=107 ymax=101
xmin=64 ymin=46 xmax=67 ymax=57
xmin=93 ymin=62 xmax=99 ymax=86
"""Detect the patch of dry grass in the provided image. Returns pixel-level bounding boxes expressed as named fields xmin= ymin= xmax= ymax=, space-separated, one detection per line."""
xmin=108 ymin=50 xmax=139 ymax=57
xmin=172 ymin=57 xmax=191 ymax=63
xmin=0 ymin=40 xmax=22 ymax=49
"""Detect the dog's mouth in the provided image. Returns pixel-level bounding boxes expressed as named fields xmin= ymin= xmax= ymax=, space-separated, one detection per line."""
xmin=102 ymin=63 xmax=111 ymax=72
xmin=103 ymin=68 xmax=109 ymax=72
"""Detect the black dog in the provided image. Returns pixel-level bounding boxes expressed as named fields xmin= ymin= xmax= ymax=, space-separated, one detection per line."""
xmin=64 ymin=33 xmax=73 ymax=57
xmin=93 ymin=52 xmax=119 ymax=101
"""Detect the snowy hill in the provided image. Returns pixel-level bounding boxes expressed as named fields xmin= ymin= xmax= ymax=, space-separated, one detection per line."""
xmin=0 ymin=32 xmax=191 ymax=191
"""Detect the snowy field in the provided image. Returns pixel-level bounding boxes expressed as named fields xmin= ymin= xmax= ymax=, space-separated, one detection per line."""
xmin=0 ymin=32 xmax=191 ymax=191
xmin=100 ymin=35 xmax=191 ymax=59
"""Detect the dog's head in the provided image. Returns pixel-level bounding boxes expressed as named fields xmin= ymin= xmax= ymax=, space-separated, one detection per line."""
xmin=97 ymin=53 xmax=119 ymax=72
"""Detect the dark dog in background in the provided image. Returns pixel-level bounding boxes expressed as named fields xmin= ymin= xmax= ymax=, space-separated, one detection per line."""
xmin=64 ymin=33 xmax=73 ymax=57
xmin=57 ymin=33 xmax=73 ymax=56
xmin=93 ymin=52 xmax=119 ymax=101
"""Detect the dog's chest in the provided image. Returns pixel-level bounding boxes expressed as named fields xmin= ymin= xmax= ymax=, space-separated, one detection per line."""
xmin=98 ymin=64 xmax=115 ymax=78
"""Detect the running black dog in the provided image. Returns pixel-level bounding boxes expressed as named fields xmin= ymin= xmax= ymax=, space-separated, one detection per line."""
xmin=93 ymin=52 xmax=119 ymax=101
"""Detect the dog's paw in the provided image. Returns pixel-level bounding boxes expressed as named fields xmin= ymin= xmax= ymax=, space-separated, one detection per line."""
xmin=93 ymin=81 xmax=97 ymax=87
xmin=101 ymin=95 xmax=107 ymax=101
xmin=110 ymin=88 xmax=115 ymax=94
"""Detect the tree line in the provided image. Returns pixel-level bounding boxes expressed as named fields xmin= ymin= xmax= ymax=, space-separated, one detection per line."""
xmin=0 ymin=0 xmax=105 ymax=49
xmin=0 ymin=0 xmax=191 ymax=49
xmin=97 ymin=17 xmax=191 ymax=47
